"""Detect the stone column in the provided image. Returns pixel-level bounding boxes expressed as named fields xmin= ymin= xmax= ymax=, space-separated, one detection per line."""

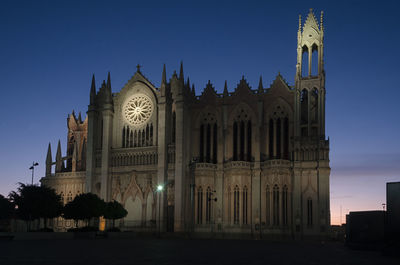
xmin=100 ymin=108 xmax=113 ymax=201
xmin=174 ymin=99 xmax=185 ymax=232
xmin=85 ymin=107 xmax=96 ymax=193
xmin=157 ymin=98 xmax=168 ymax=232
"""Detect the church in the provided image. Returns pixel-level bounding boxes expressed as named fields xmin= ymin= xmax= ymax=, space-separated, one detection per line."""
xmin=41 ymin=9 xmax=330 ymax=238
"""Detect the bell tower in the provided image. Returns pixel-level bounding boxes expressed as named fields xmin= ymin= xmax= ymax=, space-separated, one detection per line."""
xmin=294 ymin=9 xmax=325 ymax=138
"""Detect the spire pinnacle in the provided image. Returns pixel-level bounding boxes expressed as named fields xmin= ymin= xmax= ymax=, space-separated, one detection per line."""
xmin=186 ymin=77 xmax=190 ymax=88
xmin=179 ymin=61 xmax=184 ymax=81
xmin=223 ymin=80 xmax=228 ymax=97
xmin=320 ymin=11 xmax=324 ymax=30
xmin=191 ymin=84 xmax=195 ymax=96
xmin=258 ymin=76 xmax=263 ymax=93
xmin=46 ymin=142 xmax=52 ymax=163
xmin=298 ymin=14 xmax=302 ymax=32
xmin=90 ymin=74 xmax=96 ymax=104
xmin=136 ymin=64 xmax=141 ymax=73
xmin=55 ymin=140 xmax=62 ymax=173
xmin=106 ymin=71 xmax=111 ymax=90
xmin=161 ymin=64 xmax=167 ymax=85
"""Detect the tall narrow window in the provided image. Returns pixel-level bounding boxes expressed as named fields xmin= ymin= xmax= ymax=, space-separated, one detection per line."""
xmin=122 ymin=126 xmax=126 ymax=148
xmin=138 ymin=130 xmax=142 ymax=147
xmin=130 ymin=130 xmax=134 ymax=148
xmin=142 ymin=129 xmax=145 ymax=146
xmin=206 ymin=187 xmax=212 ymax=224
xmin=243 ymin=186 xmax=248 ymax=225
xmin=301 ymin=89 xmax=308 ymax=126
xmin=206 ymin=124 xmax=211 ymax=162
xmin=197 ymin=187 xmax=203 ymax=224
xmin=273 ymin=185 xmax=279 ymax=226
xmin=200 ymin=124 xmax=204 ymax=162
xmin=126 ymin=127 xmax=130 ymax=148
xmin=311 ymin=44 xmax=318 ymax=76
xmin=282 ymin=185 xmax=288 ymax=226
xmin=284 ymin=118 xmax=289 ymax=159
xmin=172 ymin=111 xmax=176 ymax=143
xmin=276 ymin=118 xmax=281 ymax=159
xmin=233 ymin=122 xmax=238 ymax=161
xmin=307 ymin=198 xmax=313 ymax=226
xmin=234 ymin=185 xmax=240 ymax=224
xmin=213 ymin=123 xmax=217 ymax=163
xmin=311 ymin=88 xmax=318 ymax=124
xmin=302 ymin=45 xmax=309 ymax=77
xmin=150 ymin=124 xmax=153 ymax=146
xmin=269 ymin=119 xmax=274 ymax=158
xmin=266 ymin=186 xmax=270 ymax=225
xmin=146 ymin=124 xmax=149 ymax=146
xmin=247 ymin=121 xmax=252 ymax=161
xmin=240 ymin=121 xmax=245 ymax=161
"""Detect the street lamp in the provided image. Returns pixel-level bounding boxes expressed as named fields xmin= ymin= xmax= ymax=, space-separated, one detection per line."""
xmin=29 ymin=162 xmax=39 ymax=185
xmin=157 ymin=184 xmax=163 ymax=237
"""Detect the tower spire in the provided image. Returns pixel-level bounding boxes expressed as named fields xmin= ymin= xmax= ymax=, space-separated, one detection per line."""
xmin=162 ymin=64 xmax=166 ymax=85
xmin=179 ymin=61 xmax=184 ymax=81
xmin=258 ymin=76 xmax=263 ymax=93
xmin=106 ymin=71 xmax=111 ymax=90
xmin=90 ymin=74 xmax=96 ymax=105
xmin=223 ymin=80 xmax=228 ymax=97
xmin=55 ymin=140 xmax=62 ymax=172
xmin=46 ymin=143 xmax=52 ymax=176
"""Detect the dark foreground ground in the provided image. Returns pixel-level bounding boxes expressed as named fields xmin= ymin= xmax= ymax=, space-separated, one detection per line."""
xmin=0 ymin=238 xmax=398 ymax=265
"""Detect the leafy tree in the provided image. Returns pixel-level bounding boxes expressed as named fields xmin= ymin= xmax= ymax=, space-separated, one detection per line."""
xmin=63 ymin=193 xmax=106 ymax=228
xmin=104 ymin=200 xmax=128 ymax=228
xmin=9 ymin=183 xmax=63 ymax=230
xmin=0 ymin=194 xmax=14 ymax=220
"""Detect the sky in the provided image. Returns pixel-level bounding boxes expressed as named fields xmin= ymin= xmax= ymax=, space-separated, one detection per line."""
xmin=0 ymin=0 xmax=399 ymax=225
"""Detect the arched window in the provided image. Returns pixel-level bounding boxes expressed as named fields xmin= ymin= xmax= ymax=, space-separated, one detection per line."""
xmin=282 ymin=185 xmax=288 ymax=226
xmin=172 ymin=111 xmax=176 ymax=143
xmin=243 ymin=186 xmax=248 ymax=225
xmin=273 ymin=185 xmax=279 ymax=226
xmin=234 ymin=185 xmax=240 ymax=225
xmin=213 ymin=123 xmax=217 ymax=163
xmin=240 ymin=121 xmax=245 ymax=161
xmin=200 ymin=124 xmax=204 ymax=162
xmin=276 ymin=118 xmax=281 ymax=159
xmin=307 ymin=198 xmax=313 ymax=226
xmin=150 ymin=124 xmax=153 ymax=146
xmin=122 ymin=126 xmax=126 ymax=148
xmin=311 ymin=88 xmax=318 ymax=134
xmin=266 ymin=186 xmax=270 ymax=225
xmin=206 ymin=187 xmax=212 ymax=224
xmin=233 ymin=122 xmax=238 ymax=161
xmin=311 ymin=44 xmax=318 ymax=76
xmin=302 ymin=45 xmax=309 ymax=77
xmin=247 ymin=121 xmax=252 ymax=161
xmin=197 ymin=187 xmax=203 ymax=224
xmin=206 ymin=124 xmax=211 ymax=162
xmin=269 ymin=119 xmax=274 ymax=159
xmin=146 ymin=124 xmax=150 ymax=146
xmin=283 ymin=118 xmax=289 ymax=159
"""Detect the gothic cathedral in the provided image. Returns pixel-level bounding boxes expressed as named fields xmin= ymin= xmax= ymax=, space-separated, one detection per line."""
xmin=41 ymin=9 xmax=330 ymax=237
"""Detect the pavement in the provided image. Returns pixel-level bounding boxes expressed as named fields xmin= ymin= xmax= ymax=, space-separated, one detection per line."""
xmin=0 ymin=238 xmax=398 ymax=265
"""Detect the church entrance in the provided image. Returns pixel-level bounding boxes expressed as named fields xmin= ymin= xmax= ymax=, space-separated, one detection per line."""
xmin=167 ymin=205 xmax=174 ymax=232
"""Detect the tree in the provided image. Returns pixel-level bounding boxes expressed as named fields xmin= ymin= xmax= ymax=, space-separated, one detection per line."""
xmin=104 ymin=200 xmax=128 ymax=229
xmin=9 ymin=183 xmax=63 ymax=230
xmin=63 ymin=193 xmax=106 ymax=228
xmin=0 ymin=194 xmax=14 ymax=220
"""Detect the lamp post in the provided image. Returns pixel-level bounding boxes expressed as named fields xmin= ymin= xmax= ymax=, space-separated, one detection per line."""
xmin=157 ymin=184 xmax=163 ymax=237
xmin=29 ymin=162 xmax=39 ymax=185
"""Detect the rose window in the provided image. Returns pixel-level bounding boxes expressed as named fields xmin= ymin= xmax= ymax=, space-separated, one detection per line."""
xmin=123 ymin=94 xmax=153 ymax=126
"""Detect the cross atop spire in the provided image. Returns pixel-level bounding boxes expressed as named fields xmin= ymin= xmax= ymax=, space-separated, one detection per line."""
xmin=136 ymin=64 xmax=141 ymax=73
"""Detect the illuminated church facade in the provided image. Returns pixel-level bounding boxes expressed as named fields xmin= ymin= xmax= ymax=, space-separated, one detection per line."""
xmin=41 ymin=9 xmax=330 ymax=237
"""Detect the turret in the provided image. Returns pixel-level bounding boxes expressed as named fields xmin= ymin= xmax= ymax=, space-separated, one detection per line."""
xmin=55 ymin=140 xmax=63 ymax=172
xmin=45 ymin=143 xmax=52 ymax=176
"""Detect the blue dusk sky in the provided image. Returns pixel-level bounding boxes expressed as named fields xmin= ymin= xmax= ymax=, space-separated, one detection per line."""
xmin=1 ymin=0 xmax=399 ymax=224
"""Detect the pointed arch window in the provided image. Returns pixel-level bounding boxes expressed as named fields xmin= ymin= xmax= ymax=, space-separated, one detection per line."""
xmin=240 ymin=121 xmax=245 ymax=161
xmin=206 ymin=124 xmax=211 ymax=162
xmin=311 ymin=44 xmax=319 ymax=76
xmin=283 ymin=118 xmax=289 ymax=159
xmin=282 ymin=185 xmax=288 ymax=226
xmin=247 ymin=121 xmax=252 ymax=161
xmin=266 ymin=185 xmax=270 ymax=225
xmin=213 ymin=123 xmax=217 ymax=163
xmin=269 ymin=119 xmax=274 ymax=159
xmin=276 ymin=118 xmax=281 ymax=159
xmin=206 ymin=187 xmax=212 ymax=224
xmin=233 ymin=122 xmax=238 ymax=161
xmin=301 ymin=45 xmax=309 ymax=77
xmin=243 ymin=186 xmax=248 ymax=225
xmin=273 ymin=185 xmax=279 ymax=226
xmin=234 ymin=185 xmax=240 ymax=225
xmin=200 ymin=124 xmax=204 ymax=162
xmin=307 ymin=198 xmax=313 ymax=226
xmin=197 ymin=187 xmax=203 ymax=224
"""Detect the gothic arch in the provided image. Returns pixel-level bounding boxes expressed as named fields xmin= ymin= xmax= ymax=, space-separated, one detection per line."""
xmin=228 ymin=102 xmax=257 ymax=126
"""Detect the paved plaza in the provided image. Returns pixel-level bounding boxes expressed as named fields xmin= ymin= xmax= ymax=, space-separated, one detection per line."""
xmin=0 ymin=238 xmax=398 ymax=265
